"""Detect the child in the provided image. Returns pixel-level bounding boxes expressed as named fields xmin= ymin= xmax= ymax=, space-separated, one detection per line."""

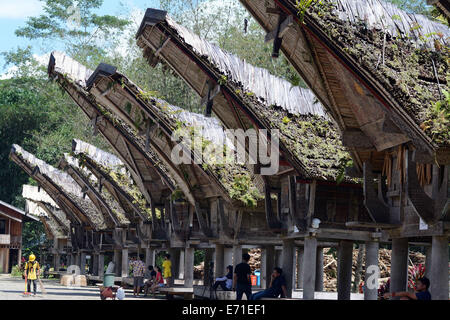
xmin=150 ymin=266 xmax=165 ymax=296
xmin=162 ymin=254 xmax=173 ymax=287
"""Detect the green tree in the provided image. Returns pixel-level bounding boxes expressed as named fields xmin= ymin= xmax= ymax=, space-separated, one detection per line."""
xmin=15 ymin=0 xmax=129 ymax=65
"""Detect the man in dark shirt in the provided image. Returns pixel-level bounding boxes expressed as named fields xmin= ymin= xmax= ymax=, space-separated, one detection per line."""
xmin=383 ymin=277 xmax=432 ymax=300
xmin=251 ymin=267 xmax=288 ymax=300
xmin=233 ymin=253 xmax=252 ymax=300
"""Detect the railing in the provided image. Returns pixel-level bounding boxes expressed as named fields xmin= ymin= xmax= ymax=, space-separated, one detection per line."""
xmin=11 ymin=236 xmax=21 ymax=245
xmin=0 ymin=234 xmax=10 ymax=245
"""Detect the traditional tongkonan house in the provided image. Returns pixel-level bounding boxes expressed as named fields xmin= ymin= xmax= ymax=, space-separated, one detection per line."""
xmin=23 ymin=185 xmax=71 ymax=270
xmin=51 ymin=52 xmax=288 ymax=290
xmin=10 ymin=145 xmax=115 ymax=276
xmin=0 ymin=200 xmax=39 ymax=274
xmin=48 ymin=52 xmax=181 ymax=280
xmin=239 ymin=0 xmax=449 ymax=299
xmin=71 ymin=139 xmax=157 ymax=275
xmin=136 ymin=9 xmax=380 ymax=299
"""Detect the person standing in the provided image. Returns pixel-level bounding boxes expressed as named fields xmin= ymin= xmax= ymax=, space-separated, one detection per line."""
xmin=24 ymin=254 xmax=40 ymax=296
xmin=129 ymin=254 xmax=145 ymax=297
xmin=233 ymin=253 xmax=252 ymax=300
xmin=162 ymin=254 xmax=173 ymax=288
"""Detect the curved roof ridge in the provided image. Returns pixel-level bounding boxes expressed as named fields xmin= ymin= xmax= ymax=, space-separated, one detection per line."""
xmin=333 ymin=0 xmax=449 ymax=44
xmin=165 ymin=15 xmax=327 ymax=117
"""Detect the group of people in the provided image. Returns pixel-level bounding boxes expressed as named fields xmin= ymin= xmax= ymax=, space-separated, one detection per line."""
xmin=213 ymin=253 xmax=433 ymax=301
xmin=128 ymin=253 xmax=172 ymax=297
xmin=212 ymin=253 xmax=288 ymax=300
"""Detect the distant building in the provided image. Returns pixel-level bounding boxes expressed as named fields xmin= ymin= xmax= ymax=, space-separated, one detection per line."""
xmin=0 ymin=200 xmax=39 ymax=273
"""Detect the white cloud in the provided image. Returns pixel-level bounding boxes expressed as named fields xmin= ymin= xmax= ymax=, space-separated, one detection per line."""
xmin=0 ymin=0 xmax=43 ymax=19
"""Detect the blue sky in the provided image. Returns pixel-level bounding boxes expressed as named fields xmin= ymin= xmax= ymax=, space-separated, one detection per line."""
xmin=0 ymin=0 xmax=163 ymax=73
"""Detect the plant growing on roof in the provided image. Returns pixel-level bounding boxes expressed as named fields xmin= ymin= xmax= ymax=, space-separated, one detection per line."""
xmin=295 ymin=0 xmax=323 ymax=23
xmin=420 ymin=89 xmax=450 ymax=145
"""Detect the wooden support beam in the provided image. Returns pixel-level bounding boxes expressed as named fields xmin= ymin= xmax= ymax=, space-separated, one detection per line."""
xmin=265 ymin=15 xmax=294 ymax=43
xmin=154 ymin=37 xmax=171 ymax=57
xmin=342 ymin=130 xmax=375 ymax=149
xmin=363 ymin=162 xmax=390 ymax=224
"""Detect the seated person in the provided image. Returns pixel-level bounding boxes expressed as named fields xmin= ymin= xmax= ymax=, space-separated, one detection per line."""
xmin=383 ymin=277 xmax=432 ymax=300
xmin=143 ymin=265 xmax=157 ymax=297
xmin=150 ymin=266 xmax=165 ymax=296
xmin=213 ymin=265 xmax=233 ymax=291
xmin=251 ymin=267 xmax=287 ymax=300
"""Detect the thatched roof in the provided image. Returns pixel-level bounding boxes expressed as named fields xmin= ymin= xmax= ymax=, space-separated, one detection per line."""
xmin=62 ymin=154 xmax=131 ymax=227
xmin=25 ymin=200 xmax=67 ymax=239
xmin=72 ymin=139 xmax=153 ymax=221
xmin=136 ymin=8 xmax=353 ymax=181
xmin=86 ymin=64 xmax=264 ymax=207
xmin=10 ymin=145 xmax=109 ymax=230
xmin=48 ymin=52 xmax=177 ymax=203
xmin=241 ymin=0 xmax=449 ymax=163
xmin=22 ymin=185 xmax=71 ymax=231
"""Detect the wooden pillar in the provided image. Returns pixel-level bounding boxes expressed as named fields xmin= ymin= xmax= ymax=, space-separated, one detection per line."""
xmin=93 ymin=254 xmax=99 ymax=276
xmin=303 ymin=237 xmax=317 ymax=300
xmin=79 ymin=252 xmax=87 ymax=275
xmin=296 ymin=247 xmax=304 ymax=289
xmin=169 ymin=248 xmax=180 ymax=279
xmin=214 ymin=244 xmax=224 ymax=279
xmin=17 ymin=248 xmax=22 ymax=267
xmin=179 ymin=249 xmax=185 ymax=279
xmin=53 ymin=253 xmax=61 ymax=271
xmin=232 ymin=245 xmax=242 ymax=272
xmin=98 ymin=254 xmax=104 ymax=278
xmin=204 ymin=249 xmax=214 ymax=287
xmin=337 ymin=240 xmax=353 ymax=300
xmin=224 ymin=247 xmax=233 ymax=268
xmin=430 ymin=236 xmax=449 ymax=300
xmin=275 ymin=249 xmax=283 ymax=267
xmin=425 ymin=245 xmax=432 ymax=279
xmin=145 ymin=247 xmax=155 ymax=268
xmin=390 ymin=238 xmax=409 ymax=297
xmin=364 ymin=241 xmax=379 ymax=300
xmin=315 ymin=247 xmax=324 ymax=292
xmin=184 ymin=248 xmax=194 ymax=287
xmin=113 ymin=249 xmax=121 ymax=277
xmin=121 ymin=248 xmax=129 ymax=278
xmin=282 ymin=239 xmax=295 ymax=298
xmin=261 ymin=245 xmax=275 ymax=289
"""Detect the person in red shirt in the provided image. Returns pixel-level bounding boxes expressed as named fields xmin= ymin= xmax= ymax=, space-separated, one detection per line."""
xmin=150 ymin=266 xmax=165 ymax=296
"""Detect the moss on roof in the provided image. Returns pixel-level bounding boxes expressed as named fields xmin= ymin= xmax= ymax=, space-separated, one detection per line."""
xmin=70 ymin=161 xmax=131 ymax=226
xmin=142 ymin=95 xmax=263 ymax=208
xmin=75 ymin=152 xmax=154 ymax=221
xmin=241 ymin=92 xmax=354 ymax=182
xmin=305 ymin=0 xmax=450 ymax=146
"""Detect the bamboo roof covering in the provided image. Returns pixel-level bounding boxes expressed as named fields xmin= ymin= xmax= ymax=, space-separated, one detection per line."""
xmin=240 ymin=0 xmax=450 ymax=166
xmin=25 ymin=200 xmax=68 ymax=239
xmin=136 ymin=8 xmax=353 ymax=181
xmin=72 ymin=140 xmax=153 ymax=222
xmin=22 ymin=185 xmax=71 ymax=231
xmin=86 ymin=64 xmax=265 ymax=207
xmin=10 ymin=145 xmax=109 ymax=230
xmin=62 ymin=154 xmax=131 ymax=227
xmin=48 ymin=52 xmax=176 ymax=205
